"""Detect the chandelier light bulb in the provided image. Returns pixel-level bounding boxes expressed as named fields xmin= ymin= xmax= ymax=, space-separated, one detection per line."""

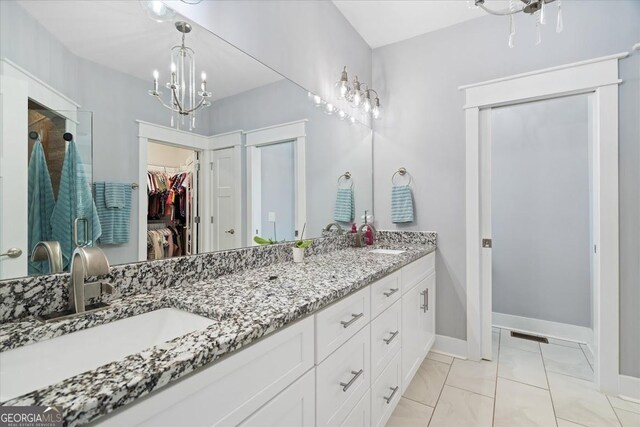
xmin=362 ymin=91 xmax=372 ymax=113
xmin=171 ymin=62 xmax=177 ymax=73
xmin=338 ymin=110 xmax=347 ymax=120
xmin=313 ymin=95 xmax=322 ymax=106
xmin=325 ymin=103 xmax=335 ymax=114
xmin=201 ymin=71 xmax=207 ymax=81
xmin=372 ymin=98 xmax=382 ymax=119
xmin=153 ymin=69 xmax=159 ymax=80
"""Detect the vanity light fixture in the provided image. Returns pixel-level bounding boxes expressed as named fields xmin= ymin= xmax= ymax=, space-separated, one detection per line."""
xmin=335 ymin=67 xmax=382 ymax=119
xmin=472 ymin=0 xmax=564 ymax=47
xmin=149 ymin=21 xmax=211 ymax=130
xmin=307 ymin=92 xmax=358 ymax=124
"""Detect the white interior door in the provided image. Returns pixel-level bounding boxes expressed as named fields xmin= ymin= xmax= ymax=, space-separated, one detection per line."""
xmin=0 ymin=75 xmax=28 ymax=278
xmin=211 ymin=147 xmax=238 ymax=251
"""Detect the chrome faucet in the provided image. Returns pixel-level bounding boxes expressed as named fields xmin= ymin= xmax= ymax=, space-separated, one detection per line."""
xmin=323 ymin=222 xmax=344 ymax=235
xmin=31 ymin=241 xmax=63 ymax=274
xmin=69 ymin=247 xmax=114 ymax=314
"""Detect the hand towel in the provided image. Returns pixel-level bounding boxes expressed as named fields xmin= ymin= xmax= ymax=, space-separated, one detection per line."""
xmin=334 ymin=187 xmax=355 ymax=223
xmin=95 ymin=182 xmax=132 ymax=245
xmin=104 ymin=182 xmax=125 ymax=208
xmin=391 ymin=185 xmax=414 ymax=223
xmin=27 ymin=140 xmax=56 ymax=274
xmin=51 ymin=141 xmax=102 ymax=269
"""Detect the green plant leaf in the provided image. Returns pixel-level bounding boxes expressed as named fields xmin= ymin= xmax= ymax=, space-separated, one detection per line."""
xmin=296 ymin=239 xmax=313 ymax=249
xmin=254 ymin=236 xmax=275 ymax=245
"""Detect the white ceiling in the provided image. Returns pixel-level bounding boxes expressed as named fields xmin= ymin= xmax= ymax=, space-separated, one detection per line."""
xmin=333 ymin=0 xmax=509 ymax=49
xmin=17 ymin=1 xmax=282 ymax=101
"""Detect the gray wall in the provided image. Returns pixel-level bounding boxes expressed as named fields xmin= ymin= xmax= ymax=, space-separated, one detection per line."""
xmin=210 ymin=79 xmax=373 ymax=242
xmin=491 ymin=95 xmax=591 ymax=328
xmin=0 ymin=1 xmax=212 ymax=266
xmin=372 ymin=0 xmax=640 ymax=376
xmin=166 ymin=0 xmax=372 ymax=104
xmin=260 ymin=142 xmax=295 ymax=242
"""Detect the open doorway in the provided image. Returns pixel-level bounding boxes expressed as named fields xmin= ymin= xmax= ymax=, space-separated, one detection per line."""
xmin=490 ymin=94 xmax=596 ymax=382
xmin=145 ymin=141 xmax=200 ymax=260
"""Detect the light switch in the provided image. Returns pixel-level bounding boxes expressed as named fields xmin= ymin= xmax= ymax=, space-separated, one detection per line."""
xmin=268 ymin=212 xmax=276 ymax=222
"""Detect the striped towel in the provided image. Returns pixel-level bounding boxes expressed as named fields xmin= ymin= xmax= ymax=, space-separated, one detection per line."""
xmin=95 ymin=182 xmax=132 ymax=245
xmin=334 ymin=187 xmax=355 ymax=223
xmin=27 ymin=140 xmax=56 ymax=275
xmin=391 ymin=185 xmax=414 ymax=223
xmin=51 ymin=141 xmax=102 ymax=268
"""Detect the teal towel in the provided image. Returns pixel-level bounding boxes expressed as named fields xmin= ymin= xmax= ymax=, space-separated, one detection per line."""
xmin=391 ymin=185 xmax=414 ymax=223
xmin=104 ymin=182 xmax=125 ymax=208
xmin=334 ymin=187 xmax=355 ymax=223
xmin=27 ymin=140 xmax=56 ymax=275
xmin=95 ymin=182 xmax=132 ymax=245
xmin=51 ymin=141 xmax=102 ymax=269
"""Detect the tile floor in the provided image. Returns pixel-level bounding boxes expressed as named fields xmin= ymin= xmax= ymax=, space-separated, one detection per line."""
xmin=386 ymin=328 xmax=640 ymax=427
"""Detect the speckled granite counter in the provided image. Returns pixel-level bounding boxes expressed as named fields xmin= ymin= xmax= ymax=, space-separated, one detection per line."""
xmin=0 ymin=241 xmax=435 ymax=426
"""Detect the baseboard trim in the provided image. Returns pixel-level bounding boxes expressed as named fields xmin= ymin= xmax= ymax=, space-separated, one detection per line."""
xmin=493 ymin=312 xmax=593 ymax=345
xmin=432 ymin=335 xmax=467 ymax=359
xmin=619 ymin=375 xmax=640 ymax=402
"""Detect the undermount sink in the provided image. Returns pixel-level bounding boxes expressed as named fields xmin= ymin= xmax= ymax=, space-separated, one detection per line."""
xmin=0 ymin=308 xmax=214 ymax=402
xmin=369 ymin=249 xmax=406 ymax=255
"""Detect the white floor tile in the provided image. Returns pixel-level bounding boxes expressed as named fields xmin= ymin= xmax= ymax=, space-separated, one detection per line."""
xmin=404 ymin=358 xmax=450 ymax=407
xmin=428 ymin=385 xmax=494 ymax=427
xmin=386 ymin=397 xmax=433 ymax=427
xmin=547 ymin=337 xmax=581 ymax=349
xmin=501 ymin=329 xmax=542 ymax=353
xmin=426 ymin=351 xmax=454 ymax=365
xmin=542 ymin=344 xmax=593 ymax=381
xmin=499 ymin=345 xmax=549 ymax=389
xmin=548 ymin=372 xmax=621 ymax=427
xmin=445 ymin=358 xmax=497 ymax=398
xmin=608 ymin=396 xmax=640 ymax=415
xmin=557 ymin=418 xmax=589 ymax=427
xmin=614 ymin=408 xmax=640 ymax=427
xmin=494 ymin=377 xmax=556 ymax=427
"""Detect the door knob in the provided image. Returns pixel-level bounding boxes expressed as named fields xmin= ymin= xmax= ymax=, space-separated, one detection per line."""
xmin=0 ymin=248 xmax=22 ymax=258
xmin=225 ymin=229 xmax=235 ymax=235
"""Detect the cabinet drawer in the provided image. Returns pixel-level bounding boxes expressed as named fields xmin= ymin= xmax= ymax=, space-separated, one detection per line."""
xmin=239 ymin=369 xmax=315 ymax=427
xmin=370 ymin=299 xmax=401 ymax=381
xmin=401 ymin=252 xmax=435 ymax=294
xmin=96 ymin=317 xmax=314 ymax=427
xmin=371 ymin=352 xmax=402 ymax=427
xmin=370 ymin=270 xmax=401 ymax=319
xmin=340 ymin=389 xmax=371 ymax=427
xmin=315 ymin=287 xmax=370 ymax=363
xmin=316 ymin=325 xmax=371 ymax=427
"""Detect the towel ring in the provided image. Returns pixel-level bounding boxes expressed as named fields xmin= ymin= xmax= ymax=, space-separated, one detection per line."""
xmin=392 ymin=167 xmax=412 ymax=186
xmin=337 ymin=171 xmax=353 ymax=189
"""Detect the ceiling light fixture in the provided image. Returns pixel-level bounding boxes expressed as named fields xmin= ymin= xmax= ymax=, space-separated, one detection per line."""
xmin=472 ymin=0 xmax=564 ymax=47
xmin=335 ymin=67 xmax=382 ymax=119
xmin=149 ymin=21 xmax=211 ymax=130
xmin=140 ymin=1 xmax=176 ymax=23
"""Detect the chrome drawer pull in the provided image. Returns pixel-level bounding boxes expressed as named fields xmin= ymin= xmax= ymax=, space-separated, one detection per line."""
xmin=340 ymin=312 xmax=364 ymax=328
xmin=384 ymin=386 xmax=399 ymax=404
xmin=420 ymin=289 xmax=428 ymax=313
xmin=383 ymin=288 xmax=399 ymax=297
xmin=383 ymin=330 xmax=399 ymax=345
xmin=340 ymin=369 xmax=364 ymax=392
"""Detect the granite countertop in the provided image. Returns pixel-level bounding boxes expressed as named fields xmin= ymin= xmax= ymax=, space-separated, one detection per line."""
xmin=0 ymin=243 xmax=435 ymax=426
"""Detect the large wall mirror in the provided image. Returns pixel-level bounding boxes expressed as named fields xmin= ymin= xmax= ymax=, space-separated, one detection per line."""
xmin=0 ymin=0 xmax=373 ymax=280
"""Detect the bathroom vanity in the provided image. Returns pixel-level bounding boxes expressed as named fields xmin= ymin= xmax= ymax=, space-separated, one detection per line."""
xmin=0 ymin=233 xmax=436 ymax=426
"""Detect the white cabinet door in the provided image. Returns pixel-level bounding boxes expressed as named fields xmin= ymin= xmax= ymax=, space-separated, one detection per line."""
xmin=422 ymin=272 xmax=436 ymax=357
xmin=371 ymin=351 xmax=401 ymax=427
xmin=340 ymin=390 xmax=370 ymax=427
xmin=239 ymin=369 xmax=315 ymax=427
xmin=370 ymin=299 xmax=401 ymax=381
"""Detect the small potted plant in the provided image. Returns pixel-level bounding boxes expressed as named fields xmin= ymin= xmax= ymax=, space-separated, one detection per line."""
xmin=293 ymin=224 xmax=312 ymax=263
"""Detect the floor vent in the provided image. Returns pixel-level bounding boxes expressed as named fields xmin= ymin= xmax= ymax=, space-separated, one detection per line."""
xmin=510 ymin=331 xmax=549 ymax=343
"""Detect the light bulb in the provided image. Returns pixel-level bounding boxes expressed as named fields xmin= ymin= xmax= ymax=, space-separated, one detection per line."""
xmin=201 ymin=71 xmax=207 ymax=81
xmin=352 ymin=91 xmax=362 ymax=107
xmin=363 ymin=97 xmax=372 ymax=113
xmin=338 ymin=110 xmax=347 ymax=120
xmin=313 ymin=95 xmax=322 ymax=105
xmin=372 ymin=98 xmax=381 ymax=119
xmin=325 ymin=103 xmax=335 ymax=114
xmin=153 ymin=69 xmax=159 ymax=79
xmin=349 ymin=116 xmax=356 ymax=124
xmin=171 ymin=62 xmax=176 ymax=73
xmin=339 ymin=83 xmax=348 ymax=98
xmin=151 ymin=1 xmax=164 ymax=14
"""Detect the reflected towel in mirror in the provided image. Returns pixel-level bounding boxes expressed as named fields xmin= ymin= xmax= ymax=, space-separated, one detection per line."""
xmin=95 ymin=182 xmax=132 ymax=245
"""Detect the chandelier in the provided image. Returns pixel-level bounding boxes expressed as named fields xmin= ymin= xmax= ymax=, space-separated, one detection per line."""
xmin=472 ymin=0 xmax=564 ymax=47
xmin=149 ymin=21 xmax=211 ymax=130
xmin=335 ymin=67 xmax=382 ymax=120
